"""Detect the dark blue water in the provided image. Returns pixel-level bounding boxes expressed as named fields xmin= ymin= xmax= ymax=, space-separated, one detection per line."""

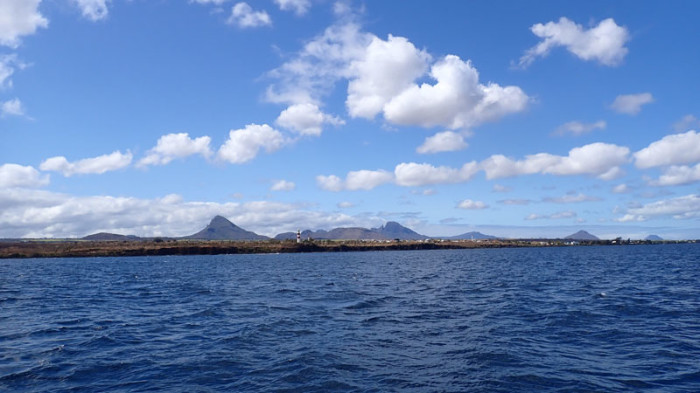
xmin=1 ymin=245 xmax=699 ymax=392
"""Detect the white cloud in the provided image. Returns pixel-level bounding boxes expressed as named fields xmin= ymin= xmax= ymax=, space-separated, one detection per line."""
xmin=0 ymin=163 xmax=49 ymax=188
xmin=344 ymin=169 xmax=394 ymax=191
xmin=266 ymin=22 xmax=371 ymax=105
xmin=72 ymin=0 xmax=110 ymax=21
xmin=346 ymin=34 xmax=431 ymax=119
xmin=40 ymin=150 xmax=133 ymax=176
xmin=276 ymin=103 xmax=344 ymax=136
xmin=138 ymin=133 xmax=212 ymax=167
xmin=218 ymin=124 xmax=286 ymax=164
xmin=634 ymin=130 xmax=700 ymax=168
xmin=383 ymin=55 xmax=529 ymax=129
xmin=610 ymin=93 xmax=653 ymax=115
xmin=416 ymin=131 xmax=468 ymax=154
xmin=482 ymin=142 xmax=630 ymax=180
xmin=317 ymin=170 xmax=395 ymax=192
xmin=619 ymin=194 xmax=700 ymax=222
xmin=673 ymin=115 xmax=700 ymax=133
xmin=1 ymin=97 xmax=24 ymax=117
xmin=543 ymin=193 xmax=601 ymax=203
xmin=519 ymin=17 xmax=629 ymax=67
xmin=271 ymin=179 xmax=295 ymax=191
xmin=457 ymin=199 xmax=488 ymax=210
xmin=651 ymin=164 xmax=700 ymax=186
xmin=0 ymin=0 xmax=48 ymax=48
xmin=525 ymin=211 xmax=577 ymax=220
xmin=274 ymin=0 xmax=310 ymax=16
xmin=0 ymin=54 xmax=26 ymax=89
xmin=0 ymin=188 xmax=382 ymax=238
xmin=337 ymin=201 xmax=354 ymax=208
xmin=227 ymin=2 xmax=271 ymax=28
xmin=394 ymin=162 xmax=479 ymax=187
xmin=612 ymin=184 xmax=631 ymax=194
xmin=554 ymin=120 xmax=606 ymax=136
xmin=267 ymin=23 xmax=527 ymax=131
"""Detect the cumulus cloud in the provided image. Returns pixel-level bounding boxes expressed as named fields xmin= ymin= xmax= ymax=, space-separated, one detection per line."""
xmin=318 ymin=161 xmax=479 ymax=191
xmin=0 ymin=163 xmax=49 ymax=188
xmin=610 ymin=93 xmax=653 ymax=115
xmin=394 ymin=162 xmax=479 ymax=187
xmin=383 ymin=55 xmax=529 ymax=129
xmin=634 ymin=130 xmax=700 ymax=168
xmin=218 ymin=124 xmax=286 ymax=164
xmin=0 ymin=0 xmax=48 ymax=48
xmin=525 ymin=211 xmax=577 ymax=220
xmin=227 ymin=2 xmax=271 ymax=28
xmin=482 ymin=142 xmax=630 ymax=180
xmin=268 ymin=23 xmax=527 ymax=131
xmin=543 ymin=193 xmax=601 ymax=203
xmin=416 ymin=131 xmax=468 ymax=154
xmin=138 ymin=133 xmax=213 ymax=167
xmin=276 ymin=103 xmax=344 ymax=136
xmin=274 ymin=0 xmax=310 ymax=16
xmin=1 ymin=97 xmax=25 ymax=117
xmin=72 ymin=0 xmax=110 ymax=21
xmin=271 ymin=179 xmax=295 ymax=191
xmin=337 ymin=201 xmax=355 ymax=208
xmin=40 ymin=150 xmax=133 ymax=176
xmin=457 ymin=199 xmax=488 ymax=210
xmin=651 ymin=164 xmax=700 ymax=186
xmin=266 ymin=22 xmax=370 ymax=105
xmin=0 ymin=187 xmax=381 ymax=238
xmin=346 ymin=34 xmax=431 ymax=119
xmin=554 ymin=120 xmax=606 ymax=136
xmin=618 ymin=194 xmax=700 ymax=222
xmin=316 ymin=169 xmax=393 ymax=191
xmin=519 ymin=17 xmax=629 ymax=67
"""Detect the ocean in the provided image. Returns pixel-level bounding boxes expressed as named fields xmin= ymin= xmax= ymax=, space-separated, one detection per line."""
xmin=1 ymin=245 xmax=699 ymax=392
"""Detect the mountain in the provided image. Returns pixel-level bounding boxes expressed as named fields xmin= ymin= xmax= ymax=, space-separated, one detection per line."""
xmin=564 ymin=230 xmax=599 ymax=241
xmin=82 ymin=232 xmax=140 ymax=241
xmin=185 ymin=216 xmax=268 ymax=241
xmin=274 ymin=221 xmax=428 ymax=241
xmin=374 ymin=221 xmax=428 ymax=240
xmin=444 ymin=231 xmax=497 ymax=240
xmin=645 ymin=234 xmax=663 ymax=241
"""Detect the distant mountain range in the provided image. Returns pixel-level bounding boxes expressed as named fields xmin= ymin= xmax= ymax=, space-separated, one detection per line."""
xmin=645 ymin=234 xmax=663 ymax=241
xmin=79 ymin=215 xmax=503 ymax=241
xmin=444 ymin=231 xmax=497 ymax=240
xmin=275 ymin=221 xmax=428 ymax=241
xmin=564 ymin=230 xmax=599 ymax=241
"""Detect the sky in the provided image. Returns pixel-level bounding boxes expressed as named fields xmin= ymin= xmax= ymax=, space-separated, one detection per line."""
xmin=1 ymin=0 xmax=700 ymax=240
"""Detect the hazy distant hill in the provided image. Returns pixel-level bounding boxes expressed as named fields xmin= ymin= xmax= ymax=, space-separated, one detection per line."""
xmin=184 ymin=216 xmax=268 ymax=241
xmin=645 ymin=234 xmax=663 ymax=241
xmin=82 ymin=232 xmax=140 ymax=241
xmin=274 ymin=221 xmax=427 ymax=241
xmin=564 ymin=230 xmax=599 ymax=241
xmin=444 ymin=231 xmax=497 ymax=240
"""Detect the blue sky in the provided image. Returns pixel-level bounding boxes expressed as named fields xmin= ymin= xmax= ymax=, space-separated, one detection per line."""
xmin=1 ymin=0 xmax=699 ymax=239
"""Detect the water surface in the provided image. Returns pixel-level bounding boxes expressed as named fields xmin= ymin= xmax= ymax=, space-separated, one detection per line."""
xmin=1 ymin=245 xmax=699 ymax=391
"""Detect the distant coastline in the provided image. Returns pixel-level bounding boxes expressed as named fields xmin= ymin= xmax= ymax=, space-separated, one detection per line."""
xmin=1 ymin=238 xmax=692 ymax=259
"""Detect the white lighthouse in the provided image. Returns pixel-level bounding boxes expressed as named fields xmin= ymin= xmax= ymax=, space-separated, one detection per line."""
xmin=296 ymin=229 xmax=301 ymax=243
